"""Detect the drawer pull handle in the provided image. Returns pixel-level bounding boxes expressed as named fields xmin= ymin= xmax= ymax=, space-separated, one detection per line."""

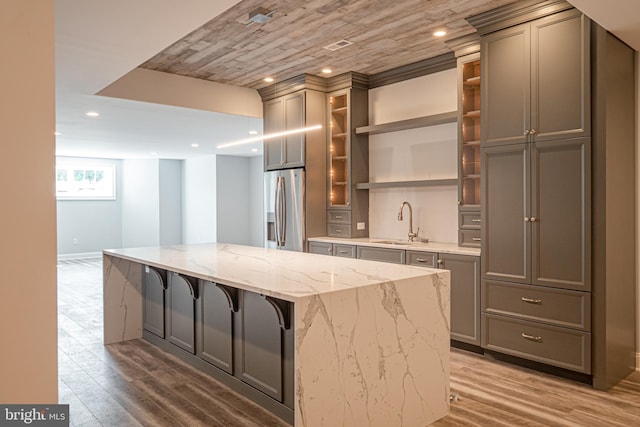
xmin=338 ymin=250 xmax=349 ymax=254
xmin=416 ymin=258 xmax=429 ymax=263
xmin=521 ymin=297 xmax=542 ymax=305
xmin=472 ymin=237 xmax=481 ymax=241
xmin=335 ymin=216 xmax=343 ymax=219
xmin=471 ymin=219 xmax=481 ymax=223
xmin=521 ymin=333 xmax=543 ymax=343
xmin=335 ymin=229 xmax=342 ymax=233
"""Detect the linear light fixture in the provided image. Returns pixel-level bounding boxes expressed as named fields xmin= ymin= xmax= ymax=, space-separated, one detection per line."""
xmin=216 ymin=124 xmax=322 ymax=149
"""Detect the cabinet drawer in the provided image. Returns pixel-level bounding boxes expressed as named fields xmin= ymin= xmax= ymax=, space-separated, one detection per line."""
xmin=405 ymin=251 xmax=438 ymax=268
xmin=459 ymin=229 xmax=481 ymax=247
xmin=333 ymin=244 xmax=356 ymax=258
xmin=328 ymin=210 xmax=351 ymax=224
xmin=308 ymin=241 xmax=333 ymax=256
xmin=328 ymin=223 xmax=351 ymax=238
xmin=482 ymin=314 xmax=591 ymax=374
xmin=482 ymin=280 xmax=591 ymax=331
xmin=459 ymin=211 xmax=482 ymax=229
xmin=357 ymin=246 xmax=405 ymax=264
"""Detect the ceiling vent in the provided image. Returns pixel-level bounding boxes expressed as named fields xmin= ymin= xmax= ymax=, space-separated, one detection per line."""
xmin=247 ymin=8 xmax=275 ymax=25
xmin=324 ymin=39 xmax=354 ymax=51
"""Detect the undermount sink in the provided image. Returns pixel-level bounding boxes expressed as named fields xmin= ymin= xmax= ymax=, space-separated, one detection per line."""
xmin=373 ymin=240 xmax=414 ymax=246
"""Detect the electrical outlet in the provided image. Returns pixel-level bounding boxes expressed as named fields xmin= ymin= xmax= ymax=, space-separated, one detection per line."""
xmin=357 ymin=222 xmax=366 ymax=230
xmin=72 ymin=238 xmax=78 ymax=244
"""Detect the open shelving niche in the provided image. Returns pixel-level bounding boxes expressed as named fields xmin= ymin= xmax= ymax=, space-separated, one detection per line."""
xmin=353 ymin=110 xmax=458 ymax=189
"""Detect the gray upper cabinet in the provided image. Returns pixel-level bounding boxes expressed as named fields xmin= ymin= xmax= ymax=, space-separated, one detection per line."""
xmin=482 ymin=139 xmax=590 ymax=292
xmin=264 ymin=91 xmax=306 ymax=170
xmin=482 ymin=9 xmax=590 ymax=147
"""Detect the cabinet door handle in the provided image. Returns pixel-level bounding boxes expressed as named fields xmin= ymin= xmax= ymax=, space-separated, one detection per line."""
xmin=530 ymin=217 xmax=537 ymax=222
xmin=524 ymin=129 xmax=530 ymax=135
xmin=437 ymin=259 xmax=444 ymax=266
xmin=521 ymin=297 xmax=542 ymax=305
xmin=472 ymin=237 xmax=481 ymax=241
xmin=521 ymin=333 xmax=543 ymax=343
xmin=530 ymin=129 xmax=537 ymax=135
xmin=524 ymin=217 xmax=530 ymax=222
xmin=335 ymin=215 xmax=342 ymax=219
xmin=327 ymin=248 xmax=332 ymax=253
xmin=471 ymin=219 xmax=481 ymax=223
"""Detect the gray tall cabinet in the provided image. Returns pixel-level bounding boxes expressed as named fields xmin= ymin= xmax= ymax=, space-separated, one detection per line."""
xmin=469 ymin=0 xmax=636 ymax=389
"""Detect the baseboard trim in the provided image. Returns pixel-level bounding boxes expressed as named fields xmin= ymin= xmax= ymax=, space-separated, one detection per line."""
xmin=57 ymin=251 xmax=102 ymax=261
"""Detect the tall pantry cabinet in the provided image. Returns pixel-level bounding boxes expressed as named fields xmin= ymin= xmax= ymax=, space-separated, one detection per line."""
xmin=469 ymin=0 xmax=636 ymax=390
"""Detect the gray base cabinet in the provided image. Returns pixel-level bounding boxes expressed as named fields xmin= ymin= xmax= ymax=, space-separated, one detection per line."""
xmin=196 ymin=280 xmax=235 ymax=374
xmin=166 ymin=272 xmax=198 ymax=354
xmin=142 ymin=266 xmax=166 ymax=338
xmin=142 ymin=268 xmax=295 ymax=418
xmin=237 ymin=291 xmax=293 ymax=403
xmin=407 ymin=252 xmax=481 ymax=346
xmin=440 ymin=254 xmax=481 ymax=346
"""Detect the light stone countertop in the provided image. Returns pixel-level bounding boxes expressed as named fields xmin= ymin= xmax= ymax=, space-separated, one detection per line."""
xmin=308 ymin=236 xmax=481 ymax=256
xmin=103 ymin=242 xmax=445 ymax=303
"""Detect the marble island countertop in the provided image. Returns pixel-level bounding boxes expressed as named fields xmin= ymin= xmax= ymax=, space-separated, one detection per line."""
xmin=103 ymin=243 xmax=447 ymax=303
xmin=308 ymin=236 xmax=481 ymax=256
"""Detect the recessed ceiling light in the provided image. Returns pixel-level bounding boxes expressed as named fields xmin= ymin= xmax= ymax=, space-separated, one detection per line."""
xmin=264 ymin=77 xmax=274 ymax=83
xmin=251 ymin=148 xmax=258 ymax=153
xmin=191 ymin=143 xmax=199 ymax=148
xmin=322 ymin=68 xmax=332 ymax=74
xmin=85 ymin=111 xmax=100 ymax=117
xmin=433 ymin=30 xmax=447 ymax=37
xmin=249 ymin=130 xmax=258 ymax=135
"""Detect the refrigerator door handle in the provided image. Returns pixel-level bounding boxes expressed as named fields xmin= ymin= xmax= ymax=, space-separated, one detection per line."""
xmin=274 ymin=176 xmax=286 ymax=247
xmin=277 ymin=176 xmax=286 ymax=246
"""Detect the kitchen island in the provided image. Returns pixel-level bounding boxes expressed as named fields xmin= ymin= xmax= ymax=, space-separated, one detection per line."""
xmin=103 ymin=243 xmax=450 ymax=427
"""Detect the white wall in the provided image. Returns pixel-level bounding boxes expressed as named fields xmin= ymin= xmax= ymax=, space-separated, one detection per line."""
xmin=368 ymin=69 xmax=459 ymax=242
xmin=159 ymin=159 xmax=183 ymax=245
xmin=183 ymin=156 xmax=217 ymax=243
xmin=216 ymin=156 xmax=250 ymax=245
xmin=0 ymin=1 xmax=57 ymax=402
xmin=56 ymin=157 xmax=123 ymax=255
xmin=249 ymin=156 xmax=265 ymax=247
xmin=122 ymin=159 xmax=160 ymax=247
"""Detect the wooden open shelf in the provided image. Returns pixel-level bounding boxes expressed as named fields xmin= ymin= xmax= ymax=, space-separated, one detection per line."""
xmin=355 ymin=111 xmax=457 ymax=135
xmin=355 ymin=178 xmax=458 ymax=190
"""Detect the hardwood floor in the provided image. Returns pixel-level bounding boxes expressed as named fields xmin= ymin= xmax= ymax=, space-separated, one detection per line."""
xmin=58 ymin=258 xmax=640 ymax=426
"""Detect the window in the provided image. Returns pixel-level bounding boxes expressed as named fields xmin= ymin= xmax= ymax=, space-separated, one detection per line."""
xmin=56 ymin=162 xmax=116 ymax=200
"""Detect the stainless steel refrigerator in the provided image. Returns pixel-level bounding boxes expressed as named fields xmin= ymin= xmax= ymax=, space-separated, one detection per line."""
xmin=264 ymin=168 xmax=305 ymax=251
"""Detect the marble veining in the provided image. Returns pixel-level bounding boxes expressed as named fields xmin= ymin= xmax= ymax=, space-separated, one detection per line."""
xmin=294 ymin=273 xmax=450 ymax=426
xmin=103 ymin=243 xmax=442 ymax=302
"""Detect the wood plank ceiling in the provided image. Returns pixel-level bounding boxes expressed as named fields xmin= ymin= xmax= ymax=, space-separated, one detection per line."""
xmin=140 ymin=0 xmax=518 ymax=89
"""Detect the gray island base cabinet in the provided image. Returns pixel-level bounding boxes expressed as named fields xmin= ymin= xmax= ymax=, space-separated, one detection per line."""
xmin=103 ymin=243 xmax=451 ymax=427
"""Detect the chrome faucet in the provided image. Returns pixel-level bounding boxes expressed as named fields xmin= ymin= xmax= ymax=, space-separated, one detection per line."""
xmin=398 ymin=201 xmax=417 ymax=242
